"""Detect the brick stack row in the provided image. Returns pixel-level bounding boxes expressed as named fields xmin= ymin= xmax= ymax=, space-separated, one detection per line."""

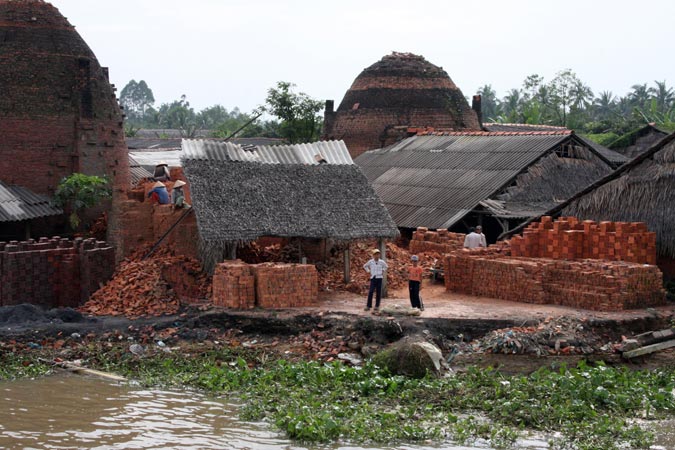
xmin=0 ymin=237 xmax=115 ymax=307
xmin=409 ymin=227 xmax=466 ymax=254
xmin=211 ymin=261 xmax=318 ymax=309
xmin=445 ymin=253 xmax=665 ymax=311
xmin=510 ymin=217 xmax=657 ymax=264
xmin=254 ymin=263 xmax=318 ymax=308
xmin=212 ymin=261 xmax=256 ymax=309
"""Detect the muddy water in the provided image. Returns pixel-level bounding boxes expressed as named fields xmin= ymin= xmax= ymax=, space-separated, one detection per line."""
xmin=0 ymin=374 xmax=584 ymax=450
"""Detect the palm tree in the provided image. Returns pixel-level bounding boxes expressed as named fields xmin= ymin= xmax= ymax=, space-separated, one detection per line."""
xmin=593 ymin=91 xmax=616 ymax=121
xmin=629 ymin=83 xmax=650 ymax=109
xmin=501 ymin=89 xmax=522 ymax=123
xmin=649 ymin=80 xmax=674 ymax=114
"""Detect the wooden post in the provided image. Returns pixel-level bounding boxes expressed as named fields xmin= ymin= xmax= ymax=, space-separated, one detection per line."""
xmin=378 ymin=238 xmax=387 ymax=297
xmin=229 ymin=243 xmax=237 ymax=260
xmin=343 ymin=245 xmax=351 ymax=283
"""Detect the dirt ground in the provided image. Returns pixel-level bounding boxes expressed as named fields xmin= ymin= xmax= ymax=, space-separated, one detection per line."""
xmin=3 ymin=278 xmax=675 ymax=374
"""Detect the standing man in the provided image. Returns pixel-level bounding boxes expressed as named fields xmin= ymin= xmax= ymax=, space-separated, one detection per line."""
xmin=363 ymin=248 xmax=388 ymax=312
xmin=463 ymin=225 xmax=487 ymax=248
xmin=408 ymin=255 xmax=424 ymax=310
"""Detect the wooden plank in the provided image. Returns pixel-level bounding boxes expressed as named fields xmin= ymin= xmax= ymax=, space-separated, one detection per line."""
xmin=623 ymin=339 xmax=675 ymax=359
xmin=634 ymin=328 xmax=675 ymax=346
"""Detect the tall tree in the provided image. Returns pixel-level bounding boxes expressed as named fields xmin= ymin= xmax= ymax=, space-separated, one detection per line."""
xmin=262 ymin=81 xmax=323 ymax=143
xmin=649 ymin=80 xmax=674 ymax=114
xmin=476 ymin=84 xmax=500 ymax=122
xmin=157 ymin=95 xmax=199 ymax=137
xmin=120 ymin=80 xmax=155 ymax=124
xmin=548 ymin=69 xmax=592 ymax=127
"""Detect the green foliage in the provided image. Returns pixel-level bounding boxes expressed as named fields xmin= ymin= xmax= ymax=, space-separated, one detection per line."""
xmin=262 ymin=81 xmax=323 ymax=143
xmin=0 ymin=353 xmax=51 ymax=380
xmin=481 ymin=74 xmax=675 ymax=138
xmin=54 ymin=173 xmax=111 ymax=230
xmin=581 ymin=132 xmax=620 ymax=147
xmin=16 ymin=346 xmax=667 ymax=449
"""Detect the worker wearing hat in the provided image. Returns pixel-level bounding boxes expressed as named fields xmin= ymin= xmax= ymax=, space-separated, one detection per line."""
xmin=408 ymin=255 xmax=424 ymax=310
xmin=153 ymin=160 xmax=171 ymax=182
xmin=147 ymin=181 xmax=170 ymax=204
xmin=171 ymin=180 xmax=190 ymax=209
xmin=363 ymin=248 xmax=388 ymax=312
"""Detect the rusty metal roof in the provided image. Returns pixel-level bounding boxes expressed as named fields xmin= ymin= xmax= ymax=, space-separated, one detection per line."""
xmin=355 ymin=133 xmax=606 ymax=229
xmin=181 ymin=139 xmax=354 ymax=165
xmin=0 ymin=181 xmax=62 ymax=222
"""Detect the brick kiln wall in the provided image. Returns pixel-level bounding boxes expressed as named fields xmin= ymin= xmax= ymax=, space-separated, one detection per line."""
xmin=444 ymin=217 xmax=666 ymax=311
xmin=0 ymin=0 xmax=130 ymax=258
xmin=0 ymin=237 xmax=115 ymax=307
xmin=322 ymin=52 xmax=480 ymax=158
xmin=212 ymin=260 xmax=318 ymax=309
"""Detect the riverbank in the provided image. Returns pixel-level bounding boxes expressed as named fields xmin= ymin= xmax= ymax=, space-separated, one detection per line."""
xmin=3 ymin=285 xmax=675 ymax=449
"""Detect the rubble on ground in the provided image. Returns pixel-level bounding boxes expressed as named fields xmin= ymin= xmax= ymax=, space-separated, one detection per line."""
xmin=79 ymin=247 xmax=209 ymax=319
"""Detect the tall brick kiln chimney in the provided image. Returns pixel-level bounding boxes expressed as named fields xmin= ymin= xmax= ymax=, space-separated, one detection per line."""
xmin=321 ymin=52 xmax=481 ymax=158
xmin=0 ymin=0 xmax=130 ymax=257
xmin=472 ymin=95 xmax=483 ymax=127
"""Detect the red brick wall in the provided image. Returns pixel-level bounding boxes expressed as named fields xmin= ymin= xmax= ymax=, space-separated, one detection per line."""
xmin=0 ymin=237 xmax=115 ymax=307
xmin=212 ymin=261 xmax=256 ymax=309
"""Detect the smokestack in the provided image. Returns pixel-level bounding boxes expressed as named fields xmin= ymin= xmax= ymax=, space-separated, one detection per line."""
xmin=472 ymin=95 xmax=482 ymax=127
xmin=325 ymin=99 xmax=334 ymax=114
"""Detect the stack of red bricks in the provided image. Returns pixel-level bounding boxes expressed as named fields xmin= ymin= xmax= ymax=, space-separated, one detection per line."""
xmin=409 ymin=227 xmax=465 ymax=254
xmin=212 ymin=260 xmax=256 ymax=309
xmin=0 ymin=237 xmax=115 ymax=307
xmin=510 ymin=216 xmax=657 ymax=264
xmin=161 ymin=258 xmax=210 ymax=301
xmin=444 ymin=217 xmax=666 ymax=311
xmin=212 ymin=261 xmax=318 ymax=309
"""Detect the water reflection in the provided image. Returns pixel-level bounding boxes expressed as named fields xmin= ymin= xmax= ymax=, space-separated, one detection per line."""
xmin=0 ymin=374 xmax=550 ymax=449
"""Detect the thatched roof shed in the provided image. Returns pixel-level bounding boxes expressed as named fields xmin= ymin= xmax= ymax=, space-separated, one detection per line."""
xmin=503 ymin=132 xmax=675 ymax=259
xmin=181 ymin=139 xmax=398 ymax=267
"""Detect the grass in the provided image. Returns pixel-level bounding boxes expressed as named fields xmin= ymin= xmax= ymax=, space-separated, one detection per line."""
xmin=2 ymin=346 xmax=674 ymax=449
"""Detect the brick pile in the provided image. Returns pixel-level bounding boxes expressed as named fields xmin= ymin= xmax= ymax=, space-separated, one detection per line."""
xmin=510 ymin=216 xmax=657 ymax=264
xmin=0 ymin=237 xmax=114 ymax=308
xmin=212 ymin=261 xmax=256 ymax=309
xmin=409 ymin=227 xmax=465 ymax=254
xmin=254 ymin=263 xmax=318 ymax=308
xmin=211 ymin=261 xmax=318 ymax=309
xmin=444 ymin=218 xmax=666 ymax=311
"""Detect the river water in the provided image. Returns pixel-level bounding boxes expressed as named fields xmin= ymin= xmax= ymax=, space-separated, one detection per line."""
xmin=0 ymin=374 xmax=669 ymax=450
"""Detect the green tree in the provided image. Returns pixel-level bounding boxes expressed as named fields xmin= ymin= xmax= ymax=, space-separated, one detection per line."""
xmin=120 ymin=80 xmax=155 ymax=125
xmin=262 ymin=81 xmax=323 ymax=143
xmin=157 ymin=95 xmax=199 ymax=137
xmin=548 ymin=69 xmax=593 ymax=127
xmin=649 ymin=80 xmax=674 ymax=114
xmin=54 ymin=173 xmax=111 ymax=230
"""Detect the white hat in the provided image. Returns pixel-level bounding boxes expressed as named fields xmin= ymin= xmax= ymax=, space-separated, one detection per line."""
xmin=411 ymin=255 xmax=419 ymax=261
xmin=157 ymin=161 xmax=168 ymax=166
xmin=173 ymin=180 xmax=186 ymax=188
xmin=152 ymin=181 xmax=165 ymax=189
xmin=372 ymin=249 xmax=381 ymax=254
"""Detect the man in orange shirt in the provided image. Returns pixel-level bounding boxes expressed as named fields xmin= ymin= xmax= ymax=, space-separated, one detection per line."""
xmin=408 ymin=255 xmax=424 ymax=310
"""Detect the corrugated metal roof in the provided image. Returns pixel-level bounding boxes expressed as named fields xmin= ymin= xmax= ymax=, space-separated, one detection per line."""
xmin=129 ymin=155 xmax=153 ymax=185
xmin=355 ymin=133 xmax=582 ymax=229
xmin=181 ymin=139 xmax=354 ymax=165
xmin=0 ymin=181 xmax=62 ymax=222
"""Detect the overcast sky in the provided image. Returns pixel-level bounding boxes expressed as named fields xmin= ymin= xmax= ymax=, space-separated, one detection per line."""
xmin=51 ymin=0 xmax=674 ymax=113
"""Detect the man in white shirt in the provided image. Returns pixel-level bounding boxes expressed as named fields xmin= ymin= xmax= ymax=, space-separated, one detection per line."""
xmin=463 ymin=225 xmax=487 ymax=249
xmin=363 ymin=248 xmax=388 ymax=312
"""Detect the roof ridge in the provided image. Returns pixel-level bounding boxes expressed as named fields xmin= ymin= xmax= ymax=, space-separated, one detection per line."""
xmin=417 ymin=130 xmax=572 ymax=136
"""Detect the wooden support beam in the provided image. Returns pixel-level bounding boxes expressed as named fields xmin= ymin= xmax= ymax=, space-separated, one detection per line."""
xmin=378 ymin=238 xmax=387 ymax=297
xmin=623 ymin=339 xmax=675 ymax=359
xmin=344 ymin=245 xmax=350 ymax=283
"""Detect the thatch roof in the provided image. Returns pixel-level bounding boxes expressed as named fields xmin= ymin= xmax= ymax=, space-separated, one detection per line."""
xmin=355 ymin=131 xmax=614 ymax=229
xmin=502 ymin=132 xmax=675 ymax=258
xmin=181 ymin=140 xmax=398 ymax=267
